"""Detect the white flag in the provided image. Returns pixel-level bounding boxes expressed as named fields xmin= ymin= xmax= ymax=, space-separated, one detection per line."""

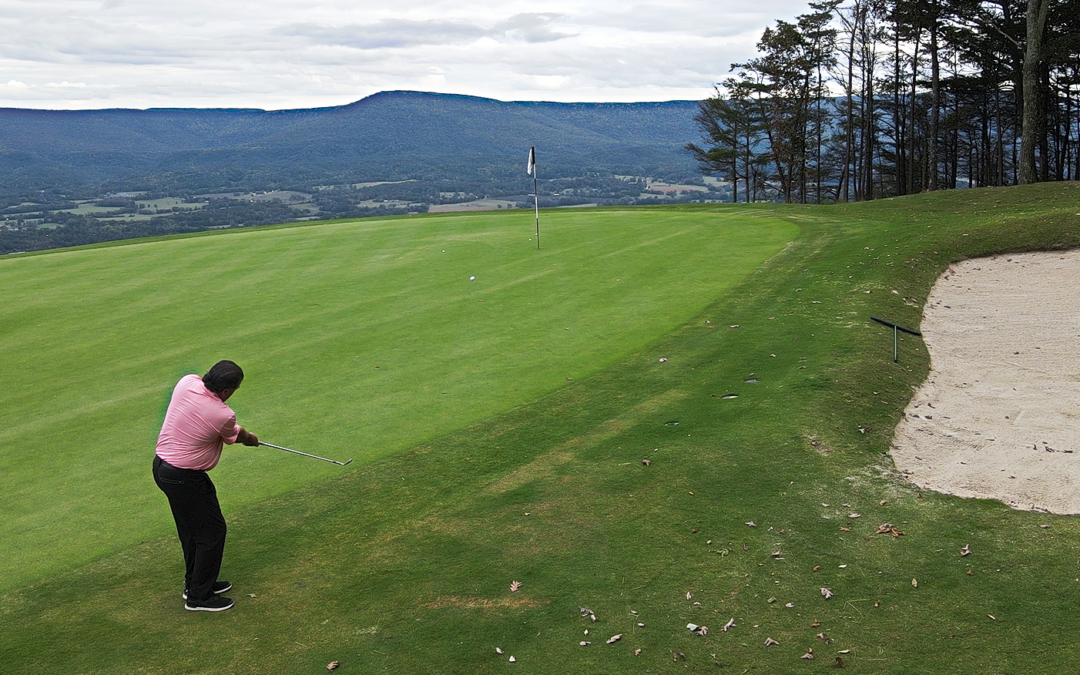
xmin=527 ymin=146 xmax=536 ymax=176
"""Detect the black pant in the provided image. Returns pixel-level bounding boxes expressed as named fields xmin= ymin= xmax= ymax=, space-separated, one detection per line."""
xmin=152 ymin=456 xmax=227 ymax=602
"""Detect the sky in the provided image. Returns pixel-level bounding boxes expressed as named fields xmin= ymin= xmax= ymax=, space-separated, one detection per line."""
xmin=0 ymin=0 xmax=812 ymax=111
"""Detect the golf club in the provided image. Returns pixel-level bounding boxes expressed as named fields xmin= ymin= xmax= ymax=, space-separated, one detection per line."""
xmin=259 ymin=441 xmax=353 ymax=466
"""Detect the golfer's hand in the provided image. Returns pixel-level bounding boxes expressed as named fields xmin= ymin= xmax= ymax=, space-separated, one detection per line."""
xmin=239 ymin=428 xmax=259 ymax=446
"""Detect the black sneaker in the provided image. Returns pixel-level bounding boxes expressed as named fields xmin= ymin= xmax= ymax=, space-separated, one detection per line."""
xmin=185 ymin=595 xmax=234 ymax=612
xmin=183 ymin=581 xmax=232 ymax=600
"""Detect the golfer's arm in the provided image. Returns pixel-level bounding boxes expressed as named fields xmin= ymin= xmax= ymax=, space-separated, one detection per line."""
xmin=235 ymin=426 xmax=259 ymax=446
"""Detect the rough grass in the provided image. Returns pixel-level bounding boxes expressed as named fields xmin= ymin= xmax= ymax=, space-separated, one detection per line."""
xmin=2 ymin=183 xmax=1080 ymax=673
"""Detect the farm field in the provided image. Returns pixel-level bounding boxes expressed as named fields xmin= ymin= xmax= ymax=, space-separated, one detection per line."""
xmin=2 ymin=183 xmax=1080 ymax=673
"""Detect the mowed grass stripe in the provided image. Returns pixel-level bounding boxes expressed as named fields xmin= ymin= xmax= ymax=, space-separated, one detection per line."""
xmin=0 ymin=207 xmax=795 ymax=591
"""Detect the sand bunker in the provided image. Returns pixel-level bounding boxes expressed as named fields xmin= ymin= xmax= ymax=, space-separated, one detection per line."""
xmin=892 ymin=250 xmax=1080 ymax=514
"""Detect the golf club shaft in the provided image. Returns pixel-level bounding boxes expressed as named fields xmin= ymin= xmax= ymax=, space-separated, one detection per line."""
xmin=259 ymin=442 xmax=352 ymax=466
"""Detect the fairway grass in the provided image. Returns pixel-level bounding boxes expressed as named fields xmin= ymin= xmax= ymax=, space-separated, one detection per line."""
xmin=0 ymin=208 xmax=795 ymax=591
xmin=3 ymin=183 xmax=1080 ymax=673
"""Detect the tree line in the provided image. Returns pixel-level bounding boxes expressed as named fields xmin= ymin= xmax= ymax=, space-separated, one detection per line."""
xmin=687 ymin=0 xmax=1079 ymax=202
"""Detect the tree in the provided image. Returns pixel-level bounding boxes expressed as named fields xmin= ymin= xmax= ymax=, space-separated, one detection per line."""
xmin=1020 ymin=0 xmax=1053 ymax=182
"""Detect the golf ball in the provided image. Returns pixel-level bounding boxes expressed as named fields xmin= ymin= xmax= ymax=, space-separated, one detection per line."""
xmin=469 ymin=276 xmax=475 ymax=281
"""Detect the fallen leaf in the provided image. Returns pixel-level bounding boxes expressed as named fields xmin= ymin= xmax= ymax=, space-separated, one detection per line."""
xmin=686 ymin=591 xmax=693 ymax=601
xmin=746 ymin=521 xmax=757 ymax=527
xmin=838 ymin=649 xmax=850 ymax=654
xmin=634 ymin=648 xmax=642 ymax=656
xmin=579 ymin=641 xmax=591 ymax=647
xmin=817 ymin=633 xmax=832 ymax=644
xmin=875 ymin=523 xmax=905 ymax=536
xmin=606 ymin=634 xmax=622 ymax=644
xmin=642 ymin=459 xmax=652 ymax=466
xmin=848 ymin=513 xmax=861 ymax=519
xmin=658 ymin=357 xmax=668 ymax=362
xmin=686 ymin=623 xmax=699 ymax=631
xmin=327 ymin=661 xmax=340 ymax=672
xmin=988 ymin=614 xmax=996 ymax=620
xmin=821 ymin=588 xmax=834 ymax=599
xmin=496 ymin=648 xmax=503 ymax=654
xmin=508 ymin=656 xmax=516 ymax=662
xmin=802 ymin=651 xmax=815 ymax=660
xmin=579 ymin=607 xmax=592 ymax=617
xmin=811 ymin=622 xmax=821 ymax=628
xmin=836 ymin=656 xmax=846 ymax=668
xmin=911 ymin=578 xmax=918 ymax=588
xmin=673 ymin=651 xmax=686 ymax=661
xmin=691 ymin=528 xmax=699 ymax=533
xmin=879 ymin=499 xmax=887 ymax=505
xmin=590 ymin=614 xmax=597 ymax=622
xmin=967 ymin=569 xmax=974 ymax=576
xmin=768 ymin=597 xmax=777 ymax=604
xmin=722 ymin=618 xmax=736 ymax=632
xmin=785 ymin=603 xmax=795 ymax=608
xmin=839 ymin=527 xmax=850 ymax=532
xmin=771 ymin=551 xmax=782 ymax=558
xmin=637 ymin=622 xmax=645 ymax=627
xmin=813 ymin=565 xmax=821 ymax=572
xmin=510 ymin=581 xmax=521 ymax=592
xmin=765 ymin=637 xmax=780 ymax=646
xmin=960 ymin=544 xmax=971 ymax=557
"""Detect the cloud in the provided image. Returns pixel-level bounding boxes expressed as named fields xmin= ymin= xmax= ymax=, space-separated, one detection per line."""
xmin=275 ymin=19 xmax=488 ymax=50
xmin=0 ymin=0 xmax=812 ymax=109
xmin=495 ymin=14 xmax=576 ymax=43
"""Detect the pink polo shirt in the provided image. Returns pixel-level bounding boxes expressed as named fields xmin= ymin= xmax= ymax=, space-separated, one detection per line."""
xmin=155 ymin=374 xmax=240 ymax=471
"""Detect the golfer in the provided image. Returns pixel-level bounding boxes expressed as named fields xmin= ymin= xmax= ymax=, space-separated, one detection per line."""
xmin=152 ymin=360 xmax=259 ymax=612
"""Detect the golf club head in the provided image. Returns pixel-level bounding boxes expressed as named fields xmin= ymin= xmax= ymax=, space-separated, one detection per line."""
xmin=340 ymin=458 xmax=354 ymax=466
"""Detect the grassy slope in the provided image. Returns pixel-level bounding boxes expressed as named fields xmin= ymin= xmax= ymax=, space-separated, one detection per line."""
xmin=3 ymin=183 xmax=1080 ymax=674
xmin=0 ymin=208 xmax=794 ymax=591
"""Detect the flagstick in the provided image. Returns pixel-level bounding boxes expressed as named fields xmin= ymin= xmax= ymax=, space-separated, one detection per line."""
xmin=533 ymin=168 xmax=540 ymax=250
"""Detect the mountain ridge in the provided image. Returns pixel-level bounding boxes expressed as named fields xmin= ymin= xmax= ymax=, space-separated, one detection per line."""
xmin=0 ymin=91 xmax=701 ymax=196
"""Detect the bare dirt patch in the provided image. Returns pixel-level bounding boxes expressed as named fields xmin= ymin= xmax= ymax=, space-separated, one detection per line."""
xmin=892 ymin=250 xmax=1080 ymax=514
xmin=422 ymin=596 xmax=550 ymax=610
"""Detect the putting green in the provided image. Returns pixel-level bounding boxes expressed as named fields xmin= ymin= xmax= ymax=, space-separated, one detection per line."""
xmin=0 ymin=207 xmax=795 ymax=591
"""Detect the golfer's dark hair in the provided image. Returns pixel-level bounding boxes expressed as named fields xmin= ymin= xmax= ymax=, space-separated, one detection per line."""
xmin=203 ymin=360 xmax=244 ymax=393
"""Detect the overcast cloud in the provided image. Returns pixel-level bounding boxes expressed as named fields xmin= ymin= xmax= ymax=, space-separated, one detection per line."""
xmin=0 ymin=0 xmax=812 ymax=110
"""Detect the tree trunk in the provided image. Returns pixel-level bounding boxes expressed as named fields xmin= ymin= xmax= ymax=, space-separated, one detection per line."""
xmin=1020 ymin=0 xmax=1051 ymax=184
xmin=928 ymin=0 xmax=941 ymax=191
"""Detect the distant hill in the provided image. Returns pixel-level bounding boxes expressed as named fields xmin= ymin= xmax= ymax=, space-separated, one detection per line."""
xmin=0 ymin=91 xmax=701 ymax=196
